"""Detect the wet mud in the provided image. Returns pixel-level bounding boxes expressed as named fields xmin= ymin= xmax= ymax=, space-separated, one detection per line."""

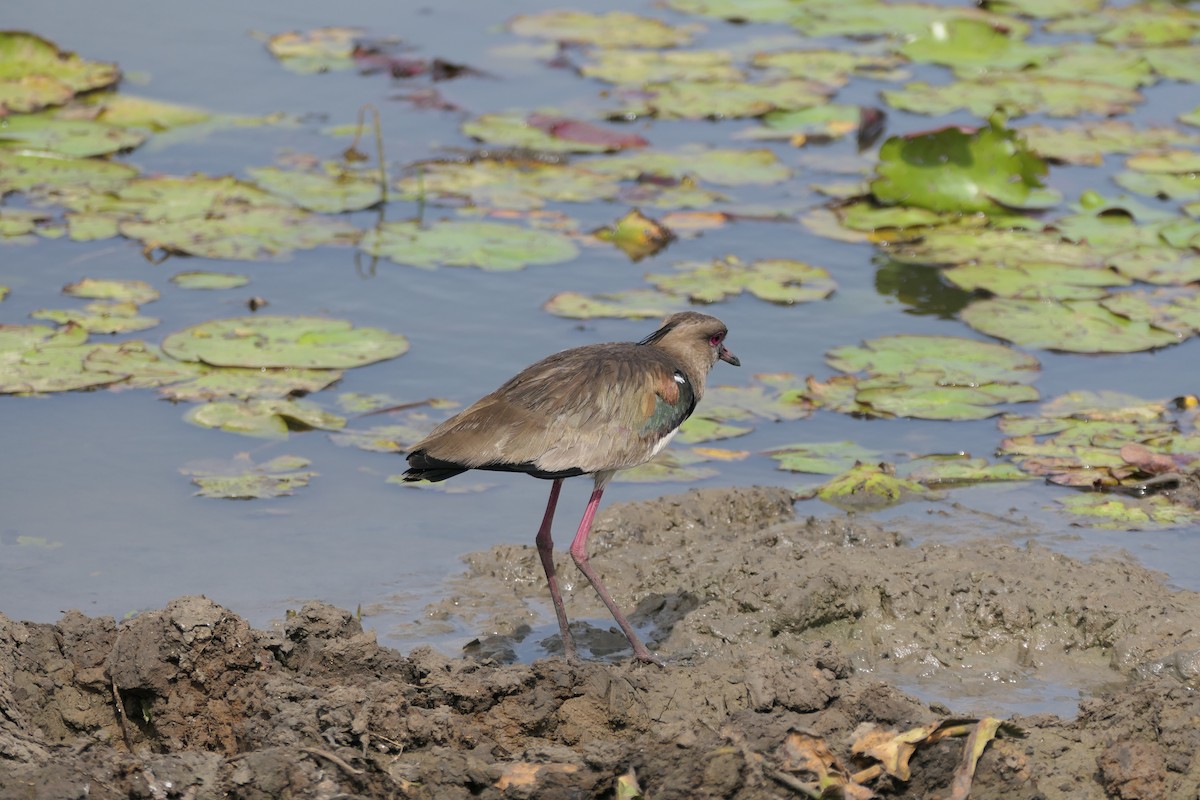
xmin=2 ymin=486 xmax=1198 ymax=798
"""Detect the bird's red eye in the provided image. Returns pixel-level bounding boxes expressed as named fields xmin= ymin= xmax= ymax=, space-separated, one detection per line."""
xmin=709 ymin=334 xmax=723 ymax=346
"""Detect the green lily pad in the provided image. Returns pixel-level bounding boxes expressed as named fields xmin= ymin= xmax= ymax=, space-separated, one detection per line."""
xmin=184 ymin=398 xmax=347 ymax=439
xmin=542 ymin=289 xmax=684 ymax=320
xmin=162 ymin=316 xmax=409 ymax=369
xmin=871 ymin=116 xmax=1059 ymax=214
xmin=942 ymin=261 xmax=1131 ymax=300
xmin=705 ymin=378 xmax=814 ymax=422
xmin=899 ymin=18 xmax=1052 ymax=75
xmin=889 ymin=226 xmax=1100 ymax=270
xmin=827 ymin=334 xmax=1040 ymax=386
xmin=676 ymin=415 xmax=754 ymax=443
xmin=592 ymin=209 xmax=673 ymax=261
xmin=330 ymin=424 xmax=421 ymax=453
xmin=170 ymin=271 xmax=251 ymax=290
xmin=585 ymin=147 xmax=790 ymax=186
xmin=855 ymin=378 xmax=1039 ymax=420
xmin=64 ymin=175 xmax=281 ymax=224
xmin=79 ymin=94 xmax=213 ymax=131
xmin=1046 ymin=3 xmax=1200 ymax=46
xmin=1018 ymin=121 xmax=1200 ymax=166
xmin=1032 ymin=44 xmax=1156 ymax=89
xmin=790 ymin=0 xmax=1031 ymax=40
xmin=614 ymin=449 xmax=720 ymax=483
xmin=264 ymin=27 xmax=363 ymax=73
xmin=507 ymin=11 xmax=697 ymax=48
xmin=395 ymin=160 xmax=621 ymax=210
xmin=614 ymin=77 xmax=829 ymax=120
xmin=0 ymin=151 xmax=138 ymax=200
xmin=648 ymin=256 xmax=836 ymax=304
xmin=962 ymin=297 xmax=1181 ymax=353
xmin=0 ymin=323 xmax=125 ymax=393
xmin=64 ymin=213 xmax=120 ymax=242
xmin=0 ymin=114 xmax=146 ymax=157
xmin=82 ymin=341 xmax=208 ymax=389
xmin=806 ymin=462 xmax=934 ymax=512
xmin=1140 ymin=44 xmax=1200 ymax=82
xmin=360 ymin=220 xmax=578 ymax=270
xmin=183 ymin=453 xmax=318 ymax=499
xmin=984 ymin=0 xmax=1104 ymax=19
xmin=743 ymin=104 xmax=865 ymax=144
xmin=160 ymin=366 xmax=343 ymax=402
xmin=0 ymin=32 xmax=120 ymax=114
xmin=30 ymin=301 xmax=159 ymax=335
xmin=883 ymin=74 xmax=1143 ymax=119
xmin=120 ymin=206 xmax=358 ymax=261
xmin=462 ymin=113 xmax=647 ymax=154
xmin=767 ymin=441 xmax=882 ymax=474
xmin=0 ymin=209 xmax=55 ymax=238
xmin=752 ymin=49 xmax=904 ymax=86
xmin=896 ymin=455 xmax=1031 ymax=485
xmin=1056 ymin=494 xmax=1200 ymax=530
xmin=1100 ymin=289 xmax=1200 ymax=337
xmin=1114 ymin=171 xmax=1200 ymax=201
xmin=247 ymin=164 xmax=384 ymax=213
xmin=835 ymin=201 xmax=961 ymax=233
xmin=664 ymin=0 xmax=808 ymax=23
xmin=581 ymin=49 xmax=741 ymax=85
xmin=63 ymin=278 xmax=159 ymax=304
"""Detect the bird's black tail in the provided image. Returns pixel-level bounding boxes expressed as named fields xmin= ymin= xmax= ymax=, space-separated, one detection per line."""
xmin=403 ymin=450 xmax=469 ymax=483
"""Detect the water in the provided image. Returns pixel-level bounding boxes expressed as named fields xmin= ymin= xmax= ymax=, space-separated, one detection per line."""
xmin=3 ymin=0 xmax=1198 ymax=678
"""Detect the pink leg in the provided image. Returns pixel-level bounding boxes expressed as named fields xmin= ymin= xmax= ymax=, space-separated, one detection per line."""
xmin=534 ymin=479 xmax=577 ymax=662
xmin=569 ymin=488 xmax=663 ymax=666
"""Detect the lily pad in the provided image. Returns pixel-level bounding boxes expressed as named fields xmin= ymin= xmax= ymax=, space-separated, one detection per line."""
xmin=462 ymin=113 xmax=647 ymax=154
xmin=160 ymin=366 xmax=343 ymax=402
xmin=30 ymin=302 xmax=159 ymax=335
xmin=586 ymin=148 xmax=790 ymax=186
xmin=0 ymin=323 xmax=125 ymax=394
xmin=805 ymin=462 xmax=934 ymax=512
xmin=896 ymin=455 xmax=1031 ymax=485
xmin=264 ymin=27 xmax=363 ymax=74
xmin=942 ymin=261 xmax=1130 ymax=300
xmin=581 ymin=49 xmax=741 ymax=85
xmin=183 ymin=453 xmax=318 ymax=499
xmin=64 ymin=175 xmax=281 ymax=224
xmin=871 ymin=116 xmax=1059 ymax=214
xmin=184 ymin=399 xmax=347 ymax=439
xmin=82 ymin=341 xmax=207 ymax=390
xmin=360 ymin=220 xmax=578 ymax=270
xmin=543 ymin=289 xmax=684 ymax=320
xmin=898 ymin=19 xmax=1052 ymax=76
xmin=0 ymin=32 xmax=120 ymax=114
xmin=613 ymin=77 xmax=829 ymax=120
xmin=120 ymin=206 xmax=359 ymax=261
xmin=647 ymin=256 xmax=836 ymax=304
xmin=883 ymin=74 xmax=1143 ymax=119
xmin=1018 ymin=121 xmax=1200 ymax=166
xmin=170 ymin=271 xmax=251 ymax=290
xmin=767 ymin=441 xmax=882 ymax=474
xmin=0 ymin=114 xmax=146 ymax=157
xmin=591 ymin=209 xmax=673 ymax=261
xmin=752 ymin=49 xmax=905 ymax=87
xmin=395 ymin=160 xmax=621 ymax=210
xmin=743 ymin=105 xmax=865 ymax=144
xmin=247 ymin=164 xmax=385 ymax=213
xmin=676 ymin=415 xmax=754 ymax=443
xmin=507 ymin=11 xmax=697 ymax=48
xmin=162 ymin=316 xmax=409 ymax=369
xmin=827 ymin=334 xmax=1040 ymax=386
xmin=1100 ymin=289 xmax=1200 ymax=337
xmin=63 ymin=278 xmax=159 ymax=304
xmin=1056 ymin=494 xmax=1199 ymax=530
xmin=962 ymin=297 xmax=1182 ymax=353
xmin=79 ymin=94 xmax=213 ymax=131
xmin=0 ymin=151 xmax=138 ymax=200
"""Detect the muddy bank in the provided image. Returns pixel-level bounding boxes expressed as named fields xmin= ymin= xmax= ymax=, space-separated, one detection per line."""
xmin=2 ymin=486 xmax=1199 ymax=798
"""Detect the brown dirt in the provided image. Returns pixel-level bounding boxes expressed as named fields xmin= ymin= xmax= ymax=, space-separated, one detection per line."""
xmin=2 ymin=486 xmax=1199 ymax=799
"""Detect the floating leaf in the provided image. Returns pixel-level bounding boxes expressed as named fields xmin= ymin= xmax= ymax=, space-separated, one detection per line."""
xmin=898 ymin=19 xmax=1052 ymax=75
xmin=0 ymin=323 xmax=124 ymax=393
xmin=462 ymin=113 xmax=644 ymax=154
xmin=648 ymin=256 xmax=836 ymax=304
xmin=162 ymin=316 xmax=408 ymax=369
xmin=961 ymin=298 xmax=1181 ymax=353
xmin=160 ymin=366 xmax=342 ymax=402
xmin=808 ymin=462 xmax=934 ymax=511
xmin=63 ymin=278 xmax=159 ymax=305
xmin=183 ymin=452 xmax=317 ymax=499
xmin=1057 ymin=494 xmax=1200 ymax=530
xmin=82 ymin=341 xmax=207 ymax=390
xmin=0 ymin=151 xmax=138 ymax=200
xmin=586 ymin=147 xmax=790 ymax=186
xmin=31 ymin=301 xmax=159 ymax=335
xmin=543 ymin=289 xmax=684 ymax=320
xmin=1018 ymin=121 xmax=1200 ymax=166
xmin=248 ymin=164 xmax=384 ymax=213
xmin=1100 ymin=289 xmax=1200 ymax=337
xmin=0 ymin=114 xmax=145 ymax=157
xmin=743 ymin=104 xmax=865 ymax=144
xmin=360 ymin=220 xmax=578 ymax=270
xmin=65 ymin=174 xmax=281 ymax=224
xmin=0 ymin=32 xmax=120 ymax=114
xmin=614 ymin=77 xmax=829 ymax=120
xmin=827 ymin=334 xmax=1040 ymax=387
xmin=871 ymin=116 xmax=1059 ymax=213
xmin=942 ymin=261 xmax=1130 ymax=300
xmin=752 ymin=49 xmax=904 ymax=87
xmin=676 ymin=415 xmax=753 ymax=443
xmin=592 ymin=209 xmax=673 ymax=261
xmin=184 ymin=398 xmax=346 ymax=439
xmin=79 ymin=93 xmax=213 ymax=131
xmin=264 ymin=27 xmax=363 ymax=73
xmin=883 ymin=74 xmax=1143 ymax=118
xmin=396 ymin=160 xmax=621 ymax=210
xmin=581 ymin=49 xmax=741 ymax=85
xmin=896 ymin=455 xmax=1031 ymax=485
xmin=768 ymin=441 xmax=882 ymax=474
xmin=507 ymin=11 xmax=697 ymax=48
xmin=170 ymin=271 xmax=250 ymax=290
xmin=120 ymin=206 xmax=358 ymax=260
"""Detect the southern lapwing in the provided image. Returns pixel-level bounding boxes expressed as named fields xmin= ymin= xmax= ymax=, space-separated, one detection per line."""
xmin=404 ymin=312 xmax=739 ymax=664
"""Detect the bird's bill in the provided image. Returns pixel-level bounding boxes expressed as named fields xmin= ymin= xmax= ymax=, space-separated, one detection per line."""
xmin=719 ymin=345 xmax=741 ymax=367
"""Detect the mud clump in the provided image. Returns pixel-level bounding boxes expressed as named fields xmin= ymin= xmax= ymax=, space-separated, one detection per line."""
xmin=2 ymin=486 xmax=1199 ymax=799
